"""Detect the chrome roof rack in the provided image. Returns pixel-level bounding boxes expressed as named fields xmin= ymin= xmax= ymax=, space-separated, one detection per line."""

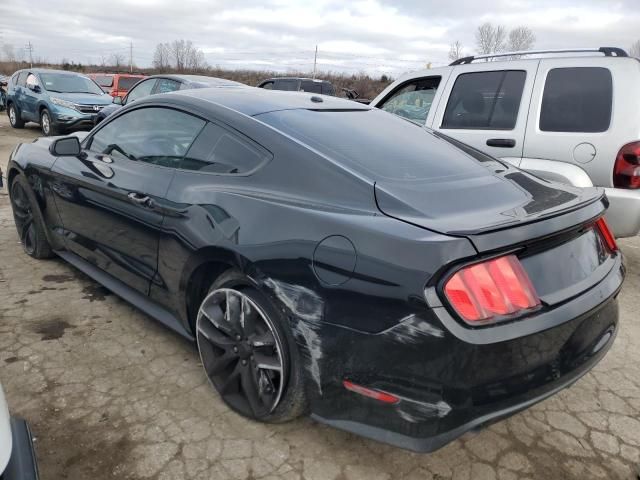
xmin=449 ymin=47 xmax=628 ymax=66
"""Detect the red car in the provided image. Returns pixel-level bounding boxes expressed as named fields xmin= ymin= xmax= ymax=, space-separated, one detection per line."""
xmin=88 ymin=73 xmax=146 ymax=98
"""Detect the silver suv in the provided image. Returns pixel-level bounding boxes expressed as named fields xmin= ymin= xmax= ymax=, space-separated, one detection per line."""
xmin=370 ymin=47 xmax=640 ymax=237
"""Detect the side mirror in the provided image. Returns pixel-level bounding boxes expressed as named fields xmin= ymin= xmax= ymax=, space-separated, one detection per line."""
xmin=49 ymin=137 xmax=81 ymax=156
xmin=112 ymin=96 xmax=122 ymax=105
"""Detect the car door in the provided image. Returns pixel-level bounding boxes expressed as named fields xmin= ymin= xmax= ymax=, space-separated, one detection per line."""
xmin=431 ymin=61 xmax=539 ymax=165
xmin=522 ymin=59 xmax=616 ymax=188
xmin=50 ymin=105 xmax=206 ymax=294
xmin=376 ymin=74 xmax=448 ymax=127
xmin=22 ymin=73 xmax=41 ymax=121
xmin=14 ymin=71 xmax=28 ymax=117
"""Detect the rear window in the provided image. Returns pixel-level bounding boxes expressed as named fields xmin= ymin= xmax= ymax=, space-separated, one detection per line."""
xmin=94 ymin=75 xmax=113 ymax=87
xmin=275 ymin=79 xmax=298 ymax=91
xmin=442 ymin=70 xmax=526 ymax=130
xmin=539 ymin=67 xmax=612 ymax=133
xmin=257 ymin=109 xmax=490 ymax=181
xmin=117 ymin=76 xmax=141 ymax=91
xmin=300 ymin=80 xmax=322 ymax=94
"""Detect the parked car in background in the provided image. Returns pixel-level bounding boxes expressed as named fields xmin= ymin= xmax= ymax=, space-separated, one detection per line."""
xmin=0 ymin=75 xmax=7 ymax=112
xmin=88 ymin=72 xmax=146 ymax=98
xmin=95 ymin=74 xmax=245 ymax=124
xmin=258 ymin=77 xmax=336 ymax=95
xmin=5 ymin=69 xmax=112 ymax=136
xmin=370 ymin=47 xmax=640 ymax=238
xmin=1 ymin=383 xmax=39 ymax=479
xmin=7 ymin=87 xmax=623 ymax=452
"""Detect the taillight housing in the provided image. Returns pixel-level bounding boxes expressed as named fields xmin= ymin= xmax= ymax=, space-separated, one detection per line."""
xmin=595 ymin=217 xmax=618 ymax=252
xmin=613 ymin=141 xmax=640 ymax=189
xmin=444 ymin=254 xmax=540 ymax=325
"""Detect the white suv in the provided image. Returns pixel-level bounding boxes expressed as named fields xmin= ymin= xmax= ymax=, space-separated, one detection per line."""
xmin=0 ymin=383 xmax=39 ymax=479
xmin=370 ymin=47 xmax=640 ymax=237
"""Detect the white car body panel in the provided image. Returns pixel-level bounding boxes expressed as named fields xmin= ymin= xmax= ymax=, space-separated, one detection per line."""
xmin=0 ymin=384 xmax=12 ymax=474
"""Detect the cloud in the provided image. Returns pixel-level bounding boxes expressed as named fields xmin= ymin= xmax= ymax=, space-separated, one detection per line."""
xmin=0 ymin=0 xmax=638 ymax=76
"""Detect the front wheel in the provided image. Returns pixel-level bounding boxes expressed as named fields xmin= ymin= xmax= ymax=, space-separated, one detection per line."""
xmin=10 ymin=174 xmax=53 ymax=259
xmin=40 ymin=109 xmax=57 ymax=136
xmin=196 ymin=273 xmax=307 ymax=423
xmin=8 ymin=104 xmax=24 ymax=128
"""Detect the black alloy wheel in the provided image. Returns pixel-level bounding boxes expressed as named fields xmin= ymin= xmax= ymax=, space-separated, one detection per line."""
xmin=11 ymin=181 xmax=37 ymax=255
xmin=196 ymin=288 xmax=286 ymax=419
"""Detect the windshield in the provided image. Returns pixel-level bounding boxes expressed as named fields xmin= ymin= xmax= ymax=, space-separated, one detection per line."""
xmin=40 ymin=73 xmax=104 ymax=95
xmin=257 ymin=108 xmax=491 ymax=181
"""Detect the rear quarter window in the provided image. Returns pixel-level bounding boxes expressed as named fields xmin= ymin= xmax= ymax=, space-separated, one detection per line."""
xmin=539 ymin=67 xmax=612 ymax=133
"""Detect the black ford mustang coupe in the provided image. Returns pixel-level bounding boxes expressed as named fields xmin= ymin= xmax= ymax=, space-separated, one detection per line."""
xmin=7 ymin=88 xmax=623 ymax=452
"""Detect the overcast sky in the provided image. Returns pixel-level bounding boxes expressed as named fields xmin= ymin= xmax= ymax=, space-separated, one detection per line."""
xmin=1 ymin=0 xmax=639 ymax=77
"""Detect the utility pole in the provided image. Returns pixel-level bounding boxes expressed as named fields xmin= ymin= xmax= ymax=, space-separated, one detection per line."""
xmin=312 ymin=45 xmax=318 ymax=79
xmin=129 ymin=41 xmax=133 ymax=73
xmin=25 ymin=41 xmax=33 ymax=68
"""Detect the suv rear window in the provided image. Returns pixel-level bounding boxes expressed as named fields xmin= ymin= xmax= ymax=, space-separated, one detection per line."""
xmin=117 ymin=77 xmax=141 ymax=91
xmin=539 ymin=67 xmax=612 ymax=133
xmin=94 ymin=75 xmax=113 ymax=87
xmin=442 ymin=70 xmax=526 ymax=130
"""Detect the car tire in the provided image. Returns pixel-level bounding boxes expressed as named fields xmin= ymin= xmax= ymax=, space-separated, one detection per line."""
xmin=10 ymin=174 xmax=54 ymax=259
xmin=196 ymin=269 xmax=308 ymax=423
xmin=40 ymin=109 xmax=57 ymax=136
xmin=8 ymin=104 xmax=24 ymax=129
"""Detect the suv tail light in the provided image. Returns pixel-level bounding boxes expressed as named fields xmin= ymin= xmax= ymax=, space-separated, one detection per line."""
xmin=595 ymin=217 xmax=618 ymax=252
xmin=613 ymin=141 xmax=640 ymax=188
xmin=444 ymin=254 xmax=540 ymax=325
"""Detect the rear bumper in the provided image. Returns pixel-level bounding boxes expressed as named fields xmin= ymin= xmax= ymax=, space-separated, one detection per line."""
xmin=603 ymin=187 xmax=640 ymax=238
xmin=2 ymin=418 xmax=39 ymax=480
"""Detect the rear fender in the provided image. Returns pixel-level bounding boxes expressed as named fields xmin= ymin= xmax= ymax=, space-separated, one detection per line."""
xmin=519 ymin=157 xmax=593 ymax=188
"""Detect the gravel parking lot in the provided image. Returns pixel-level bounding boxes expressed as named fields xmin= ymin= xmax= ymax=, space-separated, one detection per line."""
xmin=0 ymin=114 xmax=639 ymax=480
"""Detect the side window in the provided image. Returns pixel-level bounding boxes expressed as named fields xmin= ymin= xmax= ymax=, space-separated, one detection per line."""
xmin=95 ymin=75 xmax=114 ymax=88
xmin=260 ymin=81 xmax=274 ymax=90
xmin=182 ymin=122 xmax=271 ymax=175
xmin=379 ymin=76 xmax=441 ymax=124
xmin=322 ymin=83 xmax=335 ymax=96
xmin=300 ymin=80 xmax=322 ymax=94
xmin=26 ymin=73 xmax=39 ymax=87
xmin=11 ymin=73 xmax=19 ymax=85
xmin=155 ymin=78 xmax=181 ymax=94
xmin=125 ymin=79 xmax=157 ymax=104
xmin=540 ymin=67 xmax=612 ymax=133
xmin=442 ymin=71 xmax=526 ymax=130
xmin=274 ymin=79 xmax=298 ymax=91
xmin=17 ymin=72 xmax=27 ymax=86
xmin=88 ymin=107 xmax=205 ymax=168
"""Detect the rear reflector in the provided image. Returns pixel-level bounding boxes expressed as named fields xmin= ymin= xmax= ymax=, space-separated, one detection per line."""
xmin=595 ymin=217 xmax=618 ymax=252
xmin=444 ymin=254 xmax=540 ymax=324
xmin=613 ymin=141 xmax=640 ymax=189
xmin=342 ymin=380 xmax=400 ymax=404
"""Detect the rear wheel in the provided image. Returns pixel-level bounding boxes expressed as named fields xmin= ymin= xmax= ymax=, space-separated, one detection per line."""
xmin=10 ymin=175 xmax=53 ymax=259
xmin=196 ymin=272 xmax=307 ymax=422
xmin=8 ymin=104 xmax=24 ymax=129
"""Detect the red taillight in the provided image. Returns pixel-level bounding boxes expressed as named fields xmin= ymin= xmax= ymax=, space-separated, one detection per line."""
xmin=613 ymin=141 xmax=640 ymax=189
xmin=444 ymin=254 xmax=540 ymax=324
xmin=596 ymin=217 xmax=618 ymax=252
xmin=342 ymin=380 xmax=400 ymax=404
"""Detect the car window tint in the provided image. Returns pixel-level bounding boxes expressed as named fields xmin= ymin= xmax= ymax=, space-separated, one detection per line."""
xmin=117 ymin=76 xmax=140 ymax=91
xmin=442 ymin=70 xmax=525 ymax=130
xmin=539 ymin=67 xmax=612 ymax=133
xmin=89 ymin=107 xmax=205 ymax=168
xmin=156 ymin=78 xmax=181 ymax=94
xmin=182 ymin=122 xmax=271 ymax=174
xmin=300 ymin=80 xmax=322 ymax=94
xmin=261 ymin=81 xmax=274 ymax=90
xmin=274 ymin=79 xmax=298 ymax=91
xmin=126 ymin=79 xmax=156 ymax=103
xmin=258 ymin=108 xmax=491 ymax=181
xmin=380 ymin=76 xmax=441 ymax=125
xmin=17 ymin=72 xmax=27 ymax=86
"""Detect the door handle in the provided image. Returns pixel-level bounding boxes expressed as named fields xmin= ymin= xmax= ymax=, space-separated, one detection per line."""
xmin=486 ymin=138 xmax=516 ymax=148
xmin=127 ymin=192 xmax=154 ymax=208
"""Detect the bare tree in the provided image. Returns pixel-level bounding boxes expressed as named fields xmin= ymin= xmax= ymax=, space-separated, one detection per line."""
xmin=109 ymin=53 xmax=126 ymax=69
xmin=508 ymin=26 xmax=536 ymax=52
xmin=475 ymin=23 xmax=506 ymax=56
xmin=168 ymin=39 xmax=207 ymax=72
xmin=153 ymin=43 xmax=171 ymax=70
xmin=448 ymin=41 xmax=464 ymax=61
xmin=630 ymin=40 xmax=640 ymax=58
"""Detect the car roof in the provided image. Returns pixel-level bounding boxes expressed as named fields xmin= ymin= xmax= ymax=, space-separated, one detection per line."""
xmin=161 ymin=86 xmax=370 ymax=116
xmin=22 ymin=68 xmax=89 ymax=76
xmin=147 ymin=74 xmax=243 ymax=86
xmin=263 ymin=77 xmax=327 ymax=83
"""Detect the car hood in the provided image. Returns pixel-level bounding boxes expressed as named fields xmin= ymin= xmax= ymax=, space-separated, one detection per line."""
xmin=375 ymin=167 xmax=603 ymax=237
xmin=47 ymin=92 xmax=113 ymax=105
